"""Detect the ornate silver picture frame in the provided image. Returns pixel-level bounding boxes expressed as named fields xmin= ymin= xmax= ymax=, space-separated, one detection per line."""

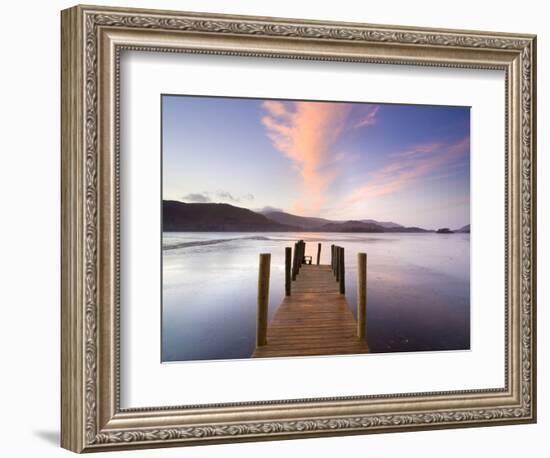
xmin=61 ymin=4 xmax=536 ymax=453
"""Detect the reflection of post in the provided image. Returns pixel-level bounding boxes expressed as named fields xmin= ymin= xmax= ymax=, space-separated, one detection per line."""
xmin=256 ymin=253 xmax=271 ymax=347
xmin=357 ymin=253 xmax=367 ymax=340
xmin=285 ymin=247 xmax=291 ymax=296
xmin=339 ymin=247 xmax=345 ymax=294
xmin=316 ymin=243 xmax=321 ymax=265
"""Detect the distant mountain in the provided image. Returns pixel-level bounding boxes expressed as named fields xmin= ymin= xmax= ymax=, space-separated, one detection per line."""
xmin=166 ymin=201 xmax=431 ymax=233
xmin=263 ymin=210 xmax=413 ymax=231
xmin=455 ymin=224 xmax=470 ymax=233
xmin=163 ymin=201 xmax=297 ymax=232
xmin=261 ymin=211 xmax=333 ymax=229
xmin=360 ymin=219 xmax=403 ymax=229
xmin=384 ymin=226 xmax=431 ymax=233
xmin=317 ymin=221 xmax=386 ymax=233
xmin=316 ymin=221 xmax=429 ymax=233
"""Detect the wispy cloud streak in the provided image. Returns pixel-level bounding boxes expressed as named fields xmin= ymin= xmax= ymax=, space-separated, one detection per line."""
xmin=348 ymin=136 xmax=469 ymax=204
xmin=354 ymin=106 xmax=380 ymax=129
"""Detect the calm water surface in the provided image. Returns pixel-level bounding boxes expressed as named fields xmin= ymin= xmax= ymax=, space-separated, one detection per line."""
xmin=162 ymin=232 xmax=470 ymax=362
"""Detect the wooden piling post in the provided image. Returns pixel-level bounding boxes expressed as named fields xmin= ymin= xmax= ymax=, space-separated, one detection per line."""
xmin=256 ymin=253 xmax=271 ymax=347
xmin=297 ymin=241 xmax=305 ymax=273
xmin=331 ymin=244 xmax=335 ymax=273
xmin=316 ymin=243 xmax=321 ymax=265
xmin=292 ymin=242 xmax=298 ymax=281
xmin=334 ymin=245 xmax=338 ymax=276
xmin=295 ymin=241 xmax=302 ymax=277
xmin=357 ymin=252 xmax=366 ymax=339
xmin=285 ymin=247 xmax=291 ymax=296
xmin=339 ymin=247 xmax=345 ymax=294
xmin=335 ymin=246 xmax=341 ymax=282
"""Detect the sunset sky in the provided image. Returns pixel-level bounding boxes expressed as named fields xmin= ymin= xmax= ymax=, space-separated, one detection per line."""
xmin=162 ymin=95 xmax=470 ymax=230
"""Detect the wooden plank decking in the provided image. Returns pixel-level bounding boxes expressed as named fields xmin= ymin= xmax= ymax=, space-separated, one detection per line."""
xmin=252 ymin=264 xmax=369 ymax=358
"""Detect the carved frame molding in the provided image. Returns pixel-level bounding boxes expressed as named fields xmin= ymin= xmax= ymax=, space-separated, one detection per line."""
xmin=61 ymin=5 xmax=536 ymax=452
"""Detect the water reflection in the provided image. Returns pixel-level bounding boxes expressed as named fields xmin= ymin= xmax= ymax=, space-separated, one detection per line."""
xmin=162 ymin=232 xmax=470 ymax=362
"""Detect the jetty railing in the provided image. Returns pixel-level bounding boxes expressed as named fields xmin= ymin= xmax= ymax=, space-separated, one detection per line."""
xmin=292 ymin=240 xmax=306 ymax=280
xmin=285 ymin=247 xmax=292 ymax=297
xmin=330 ymin=245 xmax=346 ymax=294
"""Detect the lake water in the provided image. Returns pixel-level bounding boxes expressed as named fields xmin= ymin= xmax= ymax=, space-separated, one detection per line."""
xmin=162 ymin=232 xmax=470 ymax=362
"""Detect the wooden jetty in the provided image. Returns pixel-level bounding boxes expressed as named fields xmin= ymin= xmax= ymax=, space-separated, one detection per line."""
xmin=253 ymin=243 xmax=368 ymax=358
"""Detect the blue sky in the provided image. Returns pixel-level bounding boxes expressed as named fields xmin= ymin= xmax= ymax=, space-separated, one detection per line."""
xmin=162 ymin=95 xmax=470 ymax=229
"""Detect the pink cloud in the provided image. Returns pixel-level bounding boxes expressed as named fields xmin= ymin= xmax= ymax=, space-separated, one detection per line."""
xmin=262 ymin=100 xmax=290 ymax=119
xmin=261 ymin=100 xmax=353 ymax=214
xmin=354 ymin=106 xmax=380 ymax=129
xmin=390 ymin=142 xmax=445 ymax=158
xmin=348 ymin=136 xmax=469 ymax=204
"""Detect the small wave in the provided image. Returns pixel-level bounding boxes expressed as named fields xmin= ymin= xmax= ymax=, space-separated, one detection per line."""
xmin=163 ymin=236 xmax=271 ymax=250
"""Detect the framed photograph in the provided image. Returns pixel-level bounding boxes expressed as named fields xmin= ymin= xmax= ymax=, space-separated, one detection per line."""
xmin=61 ymin=4 xmax=537 ymax=453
